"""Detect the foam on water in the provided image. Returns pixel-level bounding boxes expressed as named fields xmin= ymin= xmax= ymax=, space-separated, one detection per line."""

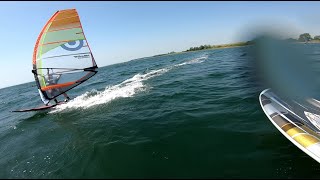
xmin=50 ymin=55 xmax=207 ymax=113
xmin=174 ymin=55 xmax=207 ymax=67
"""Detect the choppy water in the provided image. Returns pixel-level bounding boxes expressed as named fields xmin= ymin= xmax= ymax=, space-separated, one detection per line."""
xmin=1 ymin=46 xmax=320 ymax=178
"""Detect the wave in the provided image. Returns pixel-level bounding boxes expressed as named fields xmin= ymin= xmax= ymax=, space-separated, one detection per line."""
xmin=50 ymin=55 xmax=207 ymax=113
xmin=174 ymin=55 xmax=207 ymax=67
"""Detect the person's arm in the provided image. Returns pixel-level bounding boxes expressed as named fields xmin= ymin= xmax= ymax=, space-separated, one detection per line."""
xmin=53 ymin=73 xmax=62 ymax=83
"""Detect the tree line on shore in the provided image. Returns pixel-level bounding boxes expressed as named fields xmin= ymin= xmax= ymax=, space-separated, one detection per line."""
xmin=284 ymin=33 xmax=320 ymax=42
xmin=184 ymin=41 xmax=253 ymax=52
xmin=184 ymin=33 xmax=320 ymax=52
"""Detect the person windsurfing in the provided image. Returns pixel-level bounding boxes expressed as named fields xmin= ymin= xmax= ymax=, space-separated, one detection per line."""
xmin=12 ymin=9 xmax=98 ymax=113
xmin=45 ymin=69 xmax=70 ymax=105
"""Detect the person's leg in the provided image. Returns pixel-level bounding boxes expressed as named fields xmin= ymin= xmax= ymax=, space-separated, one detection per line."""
xmin=63 ymin=93 xmax=70 ymax=101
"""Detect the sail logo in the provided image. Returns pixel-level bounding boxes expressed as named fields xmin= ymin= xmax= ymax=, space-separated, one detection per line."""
xmin=74 ymin=54 xmax=90 ymax=59
xmin=61 ymin=40 xmax=84 ymax=51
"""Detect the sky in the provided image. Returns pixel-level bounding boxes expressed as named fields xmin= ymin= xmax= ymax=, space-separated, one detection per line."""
xmin=0 ymin=1 xmax=320 ymax=89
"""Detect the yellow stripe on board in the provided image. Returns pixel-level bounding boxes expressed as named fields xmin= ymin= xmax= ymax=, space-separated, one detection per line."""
xmin=301 ymin=125 xmax=320 ymax=138
xmin=293 ymin=134 xmax=320 ymax=148
xmin=281 ymin=123 xmax=295 ymax=132
xmin=286 ymin=127 xmax=304 ymax=137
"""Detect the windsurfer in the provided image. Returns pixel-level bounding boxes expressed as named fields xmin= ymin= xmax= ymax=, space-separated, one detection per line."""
xmin=46 ymin=69 xmax=70 ymax=104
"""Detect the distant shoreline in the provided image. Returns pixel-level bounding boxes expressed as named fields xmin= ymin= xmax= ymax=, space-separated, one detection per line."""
xmin=151 ymin=41 xmax=252 ymax=58
xmin=298 ymin=40 xmax=320 ymax=44
xmin=151 ymin=40 xmax=320 ymax=58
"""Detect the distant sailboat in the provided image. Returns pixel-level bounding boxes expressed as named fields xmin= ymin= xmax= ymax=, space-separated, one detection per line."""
xmin=13 ymin=9 xmax=98 ymax=112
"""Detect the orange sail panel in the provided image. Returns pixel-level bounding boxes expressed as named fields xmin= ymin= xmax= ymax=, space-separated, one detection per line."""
xmin=32 ymin=9 xmax=97 ymax=100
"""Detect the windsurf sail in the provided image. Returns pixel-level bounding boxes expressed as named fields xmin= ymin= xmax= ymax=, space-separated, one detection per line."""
xmin=32 ymin=9 xmax=98 ymax=100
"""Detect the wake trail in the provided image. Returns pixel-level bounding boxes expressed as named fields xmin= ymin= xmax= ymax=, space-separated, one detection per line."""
xmin=50 ymin=55 xmax=207 ymax=113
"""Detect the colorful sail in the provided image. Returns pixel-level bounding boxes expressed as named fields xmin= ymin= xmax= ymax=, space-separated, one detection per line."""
xmin=32 ymin=9 xmax=98 ymax=100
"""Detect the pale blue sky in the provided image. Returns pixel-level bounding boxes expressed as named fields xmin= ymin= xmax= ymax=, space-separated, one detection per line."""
xmin=0 ymin=1 xmax=320 ymax=88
